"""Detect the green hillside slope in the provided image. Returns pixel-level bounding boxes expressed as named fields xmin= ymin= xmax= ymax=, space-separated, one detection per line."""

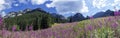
xmin=4 ymin=10 xmax=54 ymax=31
xmin=1 ymin=16 xmax=120 ymax=38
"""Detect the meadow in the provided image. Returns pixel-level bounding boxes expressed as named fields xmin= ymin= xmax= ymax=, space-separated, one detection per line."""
xmin=0 ymin=16 xmax=120 ymax=38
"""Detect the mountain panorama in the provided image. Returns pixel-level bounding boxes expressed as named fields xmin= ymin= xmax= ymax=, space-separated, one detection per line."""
xmin=1 ymin=0 xmax=120 ymax=38
xmin=1 ymin=7 xmax=120 ymax=38
xmin=3 ymin=8 xmax=119 ymax=20
xmin=2 ymin=8 xmax=120 ymax=30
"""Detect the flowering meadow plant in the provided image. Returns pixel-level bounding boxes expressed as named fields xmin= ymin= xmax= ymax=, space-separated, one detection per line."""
xmin=0 ymin=16 xmax=120 ymax=38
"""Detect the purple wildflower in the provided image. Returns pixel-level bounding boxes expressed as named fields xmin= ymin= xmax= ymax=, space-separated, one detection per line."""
xmin=98 ymin=21 xmax=102 ymax=28
xmin=2 ymin=28 xmax=5 ymax=35
xmin=86 ymin=25 xmax=93 ymax=31
xmin=111 ymin=22 xmax=118 ymax=29
xmin=114 ymin=11 xmax=119 ymax=16
xmin=1 ymin=28 xmax=8 ymax=37
xmin=26 ymin=26 xmax=28 ymax=31
xmin=29 ymin=25 xmax=33 ymax=30
xmin=14 ymin=32 xmax=19 ymax=38
xmin=108 ymin=17 xmax=112 ymax=21
xmin=114 ymin=7 xmax=120 ymax=16
xmin=12 ymin=25 xmax=16 ymax=31
xmin=90 ymin=16 xmax=94 ymax=19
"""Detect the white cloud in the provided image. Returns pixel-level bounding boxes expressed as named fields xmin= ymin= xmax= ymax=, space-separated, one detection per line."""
xmin=112 ymin=0 xmax=120 ymax=6
xmin=0 ymin=0 xmax=12 ymax=10
xmin=0 ymin=0 xmax=6 ymax=11
xmin=92 ymin=0 xmax=107 ymax=9
xmin=0 ymin=5 xmax=5 ymax=11
xmin=92 ymin=0 xmax=119 ymax=9
xmin=14 ymin=4 xmax=19 ymax=6
xmin=80 ymin=0 xmax=89 ymax=13
xmin=92 ymin=0 xmax=120 ymax=12
xmin=1 ymin=11 xmax=6 ymax=17
xmin=0 ymin=0 xmax=5 ymax=4
xmin=46 ymin=0 xmax=83 ymax=15
xmin=46 ymin=3 xmax=54 ymax=8
xmin=31 ymin=0 xmax=48 ymax=5
xmin=0 ymin=0 xmax=13 ymax=17
xmin=18 ymin=0 xmax=49 ymax=5
xmin=18 ymin=0 xmax=28 ymax=4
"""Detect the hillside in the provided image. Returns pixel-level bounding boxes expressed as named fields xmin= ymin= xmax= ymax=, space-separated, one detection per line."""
xmin=4 ymin=8 xmax=55 ymax=31
xmin=1 ymin=16 xmax=120 ymax=38
xmin=3 ymin=8 xmax=88 ymax=31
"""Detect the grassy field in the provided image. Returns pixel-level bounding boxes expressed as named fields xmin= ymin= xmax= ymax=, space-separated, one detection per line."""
xmin=1 ymin=16 xmax=120 ymax=38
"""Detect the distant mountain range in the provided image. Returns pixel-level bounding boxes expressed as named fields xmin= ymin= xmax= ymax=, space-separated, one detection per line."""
xmin=4 ymin=8 xmax=120 ymax=23
xmin=93 ymin=10 xmax=114 ymax=18
xmin=68 ymin=9 xmax=120 ymax=22
xmin=68 ymin=13 xmax=85 ymax=22
xmin=3 ymin=8 xmax=120 ymax=31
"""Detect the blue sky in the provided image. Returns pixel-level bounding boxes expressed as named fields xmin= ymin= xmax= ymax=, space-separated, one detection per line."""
xmin=0 ymin=0 xmax=120 ymax=17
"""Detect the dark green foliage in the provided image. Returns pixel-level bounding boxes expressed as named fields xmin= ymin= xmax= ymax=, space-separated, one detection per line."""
xmin=51 ymin=13 xmax=68 ymax=23
xmin=68 ymin=16 xmax=73 ymax=22
xmin=85 ymin=16 xmax=90 ymax=20
xmin=4 ymin=10 xmax=54 ymax=31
